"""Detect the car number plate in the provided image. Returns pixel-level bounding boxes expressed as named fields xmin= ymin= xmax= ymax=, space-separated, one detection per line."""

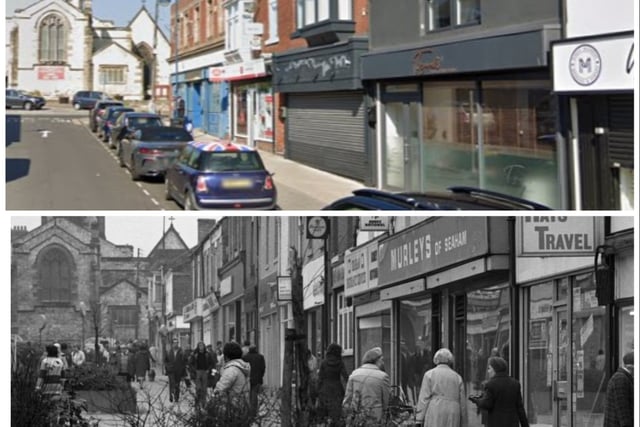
xmin=222 ymin=178 xmax=253 ymax=189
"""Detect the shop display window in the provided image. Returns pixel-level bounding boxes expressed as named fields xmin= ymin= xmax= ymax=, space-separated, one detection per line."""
xmin=357 ymin=313 xmax=390 ymax=370
xmin=618 ymin=306 xmax=634 ymax=366
xmin=398 ymin=296 xmax=432 ymax=406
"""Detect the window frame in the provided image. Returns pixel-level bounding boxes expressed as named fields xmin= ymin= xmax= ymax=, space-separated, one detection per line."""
xmin=37 ymin=246 xmax=74 ymax=303
xmin=423 ymin=0 xmax=481 ymax=33
xmin=296 ymin=0 xmax=354 ymax=30
xmin=38 ymin=13 xmax=67 ymax=64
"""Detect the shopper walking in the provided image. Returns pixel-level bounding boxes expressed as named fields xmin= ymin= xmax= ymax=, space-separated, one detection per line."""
xmin=343 ymin=346 xmax=390 ymax=426
xmin=603 ymin=351 xmax=633 ymax=427
xmin=318 ymin=343 xmax=349 ymax=426
xmin=243 ymin=344 xmax=266 ymax=418
xmin=469 ymin=356 xmax=528 ymax=427
xmin=190 ymin=341 xmax=216 ymax=407
xmin=165 ymin=338 xmax=186 ymax=402
xmin=135 ymin=343 xmax=152 ymax=387
xmin=416 ymin=348 xmax=467 ymax=427
xmin=214 ymin=341 xmax=251 ymax=407
xmin=71 ymin=344 xmax=85 ymax=367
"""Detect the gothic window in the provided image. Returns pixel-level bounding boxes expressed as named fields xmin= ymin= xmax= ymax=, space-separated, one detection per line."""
xmin=39 ymin=14 xmax=67 ymax=64
xmin=38 ymin=247 xmax=73 ymax=302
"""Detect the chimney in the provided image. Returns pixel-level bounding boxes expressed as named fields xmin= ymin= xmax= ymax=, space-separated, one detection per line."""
xmin=198 ymin=219 xmax=217 ymax=243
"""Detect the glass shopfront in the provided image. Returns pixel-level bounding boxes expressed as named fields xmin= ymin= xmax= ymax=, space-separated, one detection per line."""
xmin=357 ymin=312 xmax=391 ymax=368
xmin=382 ymin=79 xmax=561 ymax=207
xmin=524 ymin=272 xmax=608 ymax=427
xmin=233 ymin=82 xmax=274 ymax=146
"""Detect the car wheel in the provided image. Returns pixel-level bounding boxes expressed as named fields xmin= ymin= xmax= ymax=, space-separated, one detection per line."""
xmin=24 ymin=101 xmax=33 ymax=111
xmin=130 ymin=158 xmax=141 ymax=181
xmin=164 ymin=178 xmax=173 ymax=201
xmin=74 ymin=102 xmax=81 ymax=110
xmin=183 ymin=191 xmax=196 ymax=210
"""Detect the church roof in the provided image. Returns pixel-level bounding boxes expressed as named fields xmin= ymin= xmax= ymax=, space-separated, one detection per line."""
xmin=127 ymin=5 xmax=169 ymax=43
xmin=148 ymin=224 xmax=190 ymax=257
xmin=92 ymin=39 xmax=142 ymax=60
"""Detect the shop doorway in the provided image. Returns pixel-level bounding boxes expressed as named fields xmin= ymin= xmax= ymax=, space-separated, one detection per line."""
xmin=382 ymin=101 xmax=423 ymax=191
xmin=552 ymin=306 xmax=570 ymax=427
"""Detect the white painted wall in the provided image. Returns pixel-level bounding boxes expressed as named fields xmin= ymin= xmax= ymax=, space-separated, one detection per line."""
xmin=566 ymin=0 xmax=634 ymax=37
xmin=93 ymin=44 xmax=142 ymax=100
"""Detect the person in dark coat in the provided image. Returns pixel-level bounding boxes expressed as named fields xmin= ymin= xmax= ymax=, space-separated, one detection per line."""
xmin=165 ymin=338 xmax=187 ymax=402
xmin=135 ymin=343 xmax=152 ymax=387
xmin=317 ymin=343 xmax=348 ymax=426
xmin=469 ymin=356 xmax=529 ymax=427
xmin=604 ymin=351 xmax=633 ymax=427
xmin=242 ymin=344 xmax=266 ymax=418
xmin=190 ymin=341 xmax=216 ymax=407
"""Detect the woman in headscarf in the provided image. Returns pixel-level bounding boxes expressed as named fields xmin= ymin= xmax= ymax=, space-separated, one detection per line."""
xmin=415 ymin=348 xmax=467 ymax=427
xmin=469 ymin=356 xmax=529 ymax=427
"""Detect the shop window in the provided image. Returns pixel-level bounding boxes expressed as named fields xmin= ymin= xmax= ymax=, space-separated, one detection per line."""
xmin=337 ymin=292 xmax=354 ymax=355
xmin=236 ymin=88 xmax=248 ymax=136
xmin=420 ymin=80 xmax=560 ymax=208
xmin=572 ymin=272 xmax=607 ymax=426
xmin=455 ymin=283 xmax=511 ymax=427
xmin=618 ymin=305 xmax=633 ymax=366
xmin=357 ymin=313 xmax=391 ymax=370
xmin=398 ymin=296 xmax=433 ymax=406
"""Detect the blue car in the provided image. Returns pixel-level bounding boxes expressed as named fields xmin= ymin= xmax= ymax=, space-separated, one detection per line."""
xmin=99 ymin=106 xmax=134 ymax=142
xmin=165 ymin=141 xmax=277 ymax=210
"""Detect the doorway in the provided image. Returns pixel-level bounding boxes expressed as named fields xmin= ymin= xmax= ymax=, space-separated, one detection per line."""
xmin=382 ymin=101 xmax=423 ymax=191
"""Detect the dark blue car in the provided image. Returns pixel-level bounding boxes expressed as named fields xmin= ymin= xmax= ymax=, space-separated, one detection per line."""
xmin=164 ymin=140 xmax=277 ymax=210
xmin=99 ymin=106 xmax=134 ymax=142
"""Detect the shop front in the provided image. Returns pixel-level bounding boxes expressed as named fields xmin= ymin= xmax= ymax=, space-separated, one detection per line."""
xmin=201 ymin=292 xmax=220 ymax=347
xmin=514 ymin=216 xmax=631 ymax=427
xmin=552 ymin=33 xmax=634 ymax=210
xmin=183 ymin=297 xmax=204 ymax=348
xmin=303 ymin=255 xmax=325 ymax=357
xmin=219 ymin=261 xmax=245 ymax=344
xmin=210 ymin=59 xmax=273 ymax=148
xmin=273 ymin=38 xmax=370 ymax=182
xmin=377 ymin=217 xmax=511 ymax=426
xmin=362 ymin=30 xmax=565 ymax=208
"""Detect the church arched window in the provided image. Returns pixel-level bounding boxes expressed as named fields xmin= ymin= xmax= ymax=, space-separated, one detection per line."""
xmin=39 ymin=14 xmax=67 ymax=64
xmin=37 ymin=247 xmax=74 ymax=302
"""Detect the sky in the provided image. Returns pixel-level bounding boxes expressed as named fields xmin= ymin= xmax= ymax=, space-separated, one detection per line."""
xmin=5 ymin=0 xmax=174 ymax=35
xmin=10 ymin=215 xmax=207 ymax=256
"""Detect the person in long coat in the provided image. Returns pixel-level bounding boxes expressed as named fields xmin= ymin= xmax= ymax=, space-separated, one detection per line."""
xmin=415 ymin=348 xmax=467 ymax=427
xmin=214 ymin=341 xmax=251 ymax=407
xmin=165 ymin=338 xmax=187 ymax=402
xmin=134 ymin=343 xmax=152 ymax=386
xmin=469 ymin=356 xmax=529 ymax=427
xmin=343 ymin=346 xmax=390 ymax=425
xmin=603 ymin=351 xmax=633 ymax=427
xmin=317 ymin=343 xmax=349 ymax=426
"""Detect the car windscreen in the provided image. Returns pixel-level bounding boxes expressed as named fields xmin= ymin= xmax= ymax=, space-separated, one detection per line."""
xmin=199 ymin=151 xmax=265 ymax=172
xmin=129 ymin=116 xmax=163 ymax=127
xmin=138 ymin=127 xmax=192 ymax=142
xmin=108 ymin=108 xmax=134 ymax=120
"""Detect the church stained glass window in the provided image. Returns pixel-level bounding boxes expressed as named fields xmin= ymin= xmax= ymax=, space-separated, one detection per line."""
xmin=39 ymin=14 xmax=67 ymax=64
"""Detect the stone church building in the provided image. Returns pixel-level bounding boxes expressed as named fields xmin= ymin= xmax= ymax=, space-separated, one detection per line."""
xmin=10 ymin=217 xmax=190 ymax=349
xmin=5 ymin=0 xmax=171 ymax=101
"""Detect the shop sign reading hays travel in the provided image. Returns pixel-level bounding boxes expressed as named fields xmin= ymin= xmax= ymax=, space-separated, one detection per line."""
xmin=519 ymin=217 xmax=596 ymax=256
xmin=378 ymin=218 xmax=489 ymax=288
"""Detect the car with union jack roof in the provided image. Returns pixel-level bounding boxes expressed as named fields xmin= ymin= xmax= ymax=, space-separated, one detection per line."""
xmin=164 ymin=140 xmax=277 ymax=210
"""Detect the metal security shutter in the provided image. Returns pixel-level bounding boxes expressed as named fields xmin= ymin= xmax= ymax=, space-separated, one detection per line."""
xmin=607 ymin=94 xmax=633 ymax=168
xmin=287 ymin=92 xmax=365 ymax=181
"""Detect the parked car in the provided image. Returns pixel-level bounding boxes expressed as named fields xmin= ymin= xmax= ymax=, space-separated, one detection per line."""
xmin=118 ymin=126 xmax=193 ymax=181
xmin=109 ymin=112 xmax=163 ymax=151
xmin=90 ymin=100 xmax=124 ymax=132
xmin=6 ymin=89 xmax=46 ymax=110
xmin=165 ymin=140 xmax=277 ymax=210
xmin=98 ymin=106 xmax=135 ymax=142
xmin=322 ymin=187 xmax=552 ymax=210
xmin=72 ymin=90 xmax=107 ymax=110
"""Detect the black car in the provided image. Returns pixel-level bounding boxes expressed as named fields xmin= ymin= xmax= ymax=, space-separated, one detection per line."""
xmin=72 ymin=90 xmax=106 ymax=110
xmin=109 ymin=112 xmax=164 ymax=152
xmin=90 ymin=100 xmax=124 ymax=132
xmin=323 ymin=187 xmax=552 ymax=210
xmin=6 ymin=89 xmax=46 ymax=110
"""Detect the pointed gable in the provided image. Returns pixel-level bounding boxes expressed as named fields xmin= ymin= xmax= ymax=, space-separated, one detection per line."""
xmin=149 ymin=224 xmax=190 ymax=256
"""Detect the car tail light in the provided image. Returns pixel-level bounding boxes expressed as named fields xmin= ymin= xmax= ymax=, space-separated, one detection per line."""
xmin=263 ymin=175 xmax=274 ymax=190
xmin=138 ymin=147 xmax=161 ymax=155
xmin=196 ymin=176 xmax=208 ymax=193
